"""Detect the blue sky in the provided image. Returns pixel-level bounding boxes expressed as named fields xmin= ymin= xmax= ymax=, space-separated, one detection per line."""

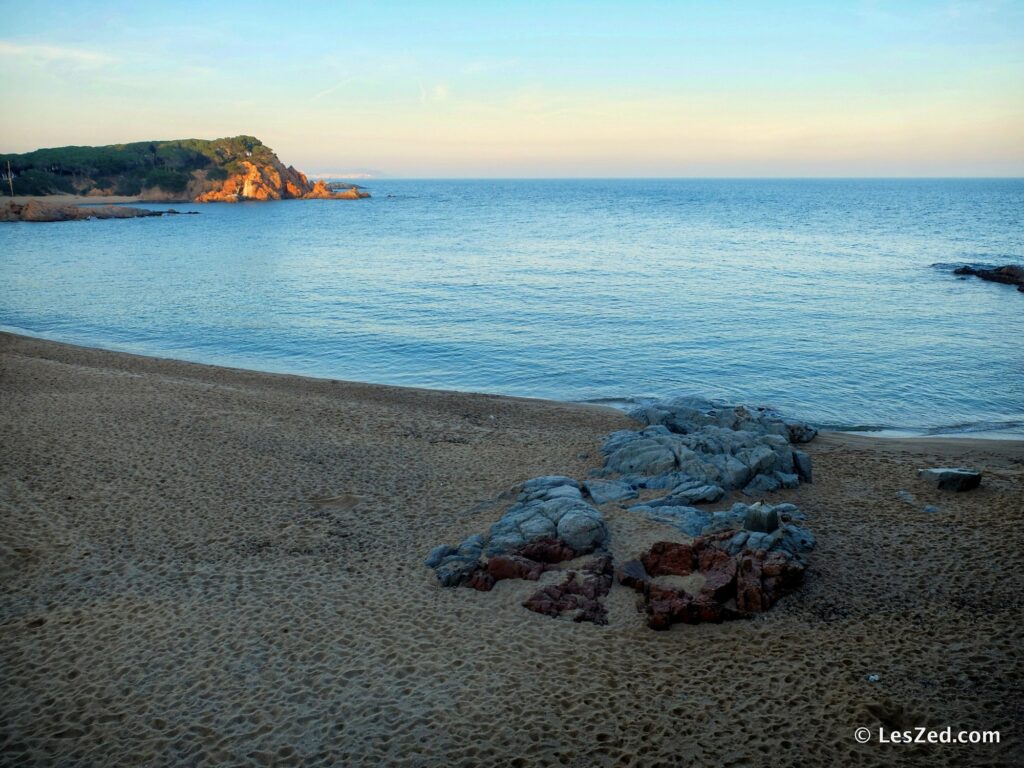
xmin=1 ymin=0 xmax=1022 ymax=176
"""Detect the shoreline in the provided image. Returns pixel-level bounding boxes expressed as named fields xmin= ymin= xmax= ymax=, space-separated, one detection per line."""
xmin=3 ymin=327 xmax=1021 ymax=442
xmin=2 ymin=330 xmax=1022 ymax=765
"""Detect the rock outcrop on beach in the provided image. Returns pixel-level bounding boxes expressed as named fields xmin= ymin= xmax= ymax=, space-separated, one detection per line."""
xmin=0 ymin=200 xmax=194 ymax=223
xmin=426 ymin=398 xmax=818 ymax=629
xmin=425 ymin=476 xmax=609 ymax=593
xmin=1 ymin=135 xmax=370 ymax=202
xmin=620 ymin=501 xmax=812 ymax=630
xmin=597 ymin=397 xmax=816 ymax=497
xmin=952 ymin=264 xmax=1024 ymax=292
xmin=917 ymin=467 xmax=982 ymax=491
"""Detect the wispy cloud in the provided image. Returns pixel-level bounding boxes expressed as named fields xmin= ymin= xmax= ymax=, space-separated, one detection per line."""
xmin=0 ymin=40 xmax=113 ymax=65
xmin=312 ymin=76 xmax=354 ymax=101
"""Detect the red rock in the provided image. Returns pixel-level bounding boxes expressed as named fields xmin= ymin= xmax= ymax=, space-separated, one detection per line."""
xmin=486 ymin=555 xmax=546 ymax=582
xmin=465 ymin=568 xmax=495 ymax=592
xmin=698 ymin=546 xmax=737 ymax=602
xmin=647 ymin=595 xmax=692 ymax=630
xmin=616 ymin=559 xmax=650 ymax=592
xmin=518 ymin=538 xmax=576 ymax=563
xmin=522 ymin=568 xmax=611 ymax=625
xmin=583 ymin=554 xmax=614 ymax=577
xmin=735 ymin=551 xmax=767 ymax=613
xmin=641 ymin=541 xmax=695 ymax=577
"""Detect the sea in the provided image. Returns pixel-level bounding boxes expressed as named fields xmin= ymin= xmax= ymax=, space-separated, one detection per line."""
xmin=2 ymin=179 xmax=1022 ymax=437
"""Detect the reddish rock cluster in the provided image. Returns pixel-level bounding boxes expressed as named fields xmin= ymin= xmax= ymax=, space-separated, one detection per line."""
xmin=618 ymin=534 xmax=805 ymax=630
xmin=463 ymin=538 xmax=578 ymax=593
xmin=194 ymin=161 xmax=371 ymax=203
xmin=522 ymin=555 xmax=614 ymax=625
xmin=458 ymin=538 xmax=614 ymax=625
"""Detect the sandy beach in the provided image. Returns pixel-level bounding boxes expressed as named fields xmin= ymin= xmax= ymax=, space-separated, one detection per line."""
xmin=1 ymin=331 xmax=1021 ymax=766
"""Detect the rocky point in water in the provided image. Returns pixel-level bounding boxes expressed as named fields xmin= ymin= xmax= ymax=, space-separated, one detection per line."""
xmin=1 ymin=135 xmax=370 ymax=203
xmin=952 ymin=264 xmax=1024 ymax=293
xmin=0 ymin=201 xmax=196 ymax=223
xmin=426 ymin=397 xmax=818 ymax=629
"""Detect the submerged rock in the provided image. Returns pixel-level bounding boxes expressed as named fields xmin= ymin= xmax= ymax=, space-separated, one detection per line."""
xmin=952 ymin=264 xmax=1024 ymax=293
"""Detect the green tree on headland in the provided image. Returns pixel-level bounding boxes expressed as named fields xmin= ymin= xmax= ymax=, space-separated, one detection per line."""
xmin=0 ymin=136 xmax=274 ymax=196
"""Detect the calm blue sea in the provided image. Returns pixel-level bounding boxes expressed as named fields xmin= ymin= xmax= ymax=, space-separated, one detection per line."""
xmin=2 ymin=179 xmax=1022 ymax=436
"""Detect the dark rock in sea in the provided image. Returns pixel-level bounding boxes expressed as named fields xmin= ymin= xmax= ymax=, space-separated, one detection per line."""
xmin=952 ymin=264 xmax=1024 ymax=293
xmin=917 ymin=467 xmax=982 ymax=491
xmin=1 ymin=200 xmax=196 ymax=223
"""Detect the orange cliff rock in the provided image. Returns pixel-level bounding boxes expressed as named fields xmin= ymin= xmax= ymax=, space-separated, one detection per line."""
xmin=194 ymin=161 xmax=370 ymax=202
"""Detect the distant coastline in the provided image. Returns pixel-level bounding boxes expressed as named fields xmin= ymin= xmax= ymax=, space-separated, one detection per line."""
xmin=0 ymin=135 xmax=370 ymax=204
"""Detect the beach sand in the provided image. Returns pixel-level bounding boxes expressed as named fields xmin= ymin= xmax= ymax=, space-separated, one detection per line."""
xmin=1 ymin=332 xmax=1021 ymax=766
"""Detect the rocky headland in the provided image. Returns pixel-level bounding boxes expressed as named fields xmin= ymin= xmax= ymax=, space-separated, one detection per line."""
xmin=1 ymin=135 xmax=370 ymax=203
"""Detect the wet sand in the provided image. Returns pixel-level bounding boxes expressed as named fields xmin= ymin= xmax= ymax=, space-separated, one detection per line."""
xmin=1 ymin=332 xmax=1021 ymax=766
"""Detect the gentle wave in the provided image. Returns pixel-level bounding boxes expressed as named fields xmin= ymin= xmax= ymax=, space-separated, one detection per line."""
xmin=1 ymin=179 xmax=1022 ymax=437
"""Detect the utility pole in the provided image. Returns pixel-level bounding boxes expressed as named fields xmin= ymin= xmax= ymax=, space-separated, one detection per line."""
xmin=5 ymin=160 xmax=13 ymax=197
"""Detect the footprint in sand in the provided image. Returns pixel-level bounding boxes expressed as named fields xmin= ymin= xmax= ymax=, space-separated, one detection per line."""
xmin=308 ymin=493 xmax=365 ymax=511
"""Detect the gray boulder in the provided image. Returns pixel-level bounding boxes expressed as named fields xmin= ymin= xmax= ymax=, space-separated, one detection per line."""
xmin=793 ymin=450 xmax=813 ymax=482
xmin=743 ymin=473 xmax=781 ymax=495
xmin=628 ymin=504 xmax=711 ymax=537
xmin=629 ymin=396 xmax=818 ymax=444
xmin=557 ymin=508 xmax=607 ymax=551
xmin=427 ymin=475 xmax=609 ymax=586
xmin=917 ymin=467 xmax=982 ymax=492
xmin=424 ymin=544 xmax=456 ymax=569
xmin=779 ymin=523 xmax=816 ymax=554
xmin=743 ymin=504 xmax=779 ymax=533
xmin=775 ymin=471 xmax=800 ymax=489
xmin=604 ymin=437 xmax=678 ymax=475
xmin=640 ymin=478 xmax=725 ymax=507
xmin=434 ymin=556 xmax=479 ymax=587
xmin=584 ymin=479 xmax=638 ymax=505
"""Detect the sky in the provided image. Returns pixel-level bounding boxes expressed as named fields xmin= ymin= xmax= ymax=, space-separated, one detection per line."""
xmin=0 ymin=0 xmax=1022 ymax=177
